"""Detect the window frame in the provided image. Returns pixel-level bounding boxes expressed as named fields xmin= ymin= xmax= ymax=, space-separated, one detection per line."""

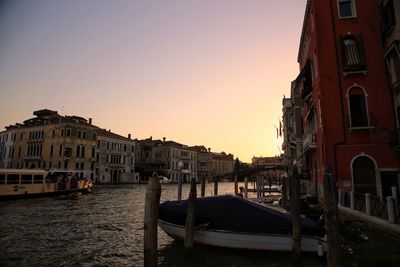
xmin=380 ymin=0 xmax=396 ymax=36
xmin=384 ymin=43 xmax=400 ymax=87
xmin=346 ymin=85 xmax=373 ymax=130
xmin=338 ymin=0 xmax=357 ymax=19
xmin=341 ymin=34 xmax=366 ymax=74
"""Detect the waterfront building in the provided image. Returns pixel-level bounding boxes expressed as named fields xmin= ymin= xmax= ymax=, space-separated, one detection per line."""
xmin=287 ymin=0 xmax=400 ymax=201
xmin=190 ymin=145 xmax=210 ymax=183
xmin=209 ymin=151 xmax=234 ymax=178
xmin=0 ymin=109 xmax=97 ymax=179
xmin=95 ymin=130 xmax=137 ymax=184
xmin=0 ymin=109 xmax=137 ymax=184
xmin=136 ymin=138 xmax=198 ymax=182
xmin=135 ymin=138 xmax=234 ymax=182
xmin=0 ymin=129 xmax=15 ymax=168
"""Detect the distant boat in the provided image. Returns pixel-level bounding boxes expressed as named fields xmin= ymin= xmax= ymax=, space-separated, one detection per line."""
xmin=159 ymin=176 xmax=171 ymax=184
xmin=158 ymin=195 xmax=326 ymax=255
xmin=0 ymin=169 xmax=93 ymax=200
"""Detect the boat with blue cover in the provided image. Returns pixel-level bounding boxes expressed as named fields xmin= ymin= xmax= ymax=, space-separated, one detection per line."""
xmin=158 ymin=195 xmax=326 ymax=254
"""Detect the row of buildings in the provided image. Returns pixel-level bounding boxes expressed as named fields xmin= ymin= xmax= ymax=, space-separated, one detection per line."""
xmin=0 ymin=109 xmax=234 ymax=183
xmin=282 ymin=0 xmax=400 ymax=204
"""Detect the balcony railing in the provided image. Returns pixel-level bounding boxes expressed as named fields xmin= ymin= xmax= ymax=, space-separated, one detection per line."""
xmin=24 ymin=155 xmax=42 ymax=160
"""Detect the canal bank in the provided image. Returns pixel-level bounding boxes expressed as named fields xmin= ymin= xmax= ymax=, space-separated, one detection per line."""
xmin=339 ymin=209 xmax=400 ymax=267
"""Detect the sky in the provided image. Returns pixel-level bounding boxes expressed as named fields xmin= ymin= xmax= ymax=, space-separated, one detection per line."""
xmin=0 ymin=0 xmax=306 ymax=163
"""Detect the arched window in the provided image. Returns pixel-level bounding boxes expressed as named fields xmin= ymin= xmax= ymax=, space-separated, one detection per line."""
xmin=348 ymin=86 xmax=369 ymax=127
xmin=352 ymin=156 xmax=376 ymax=194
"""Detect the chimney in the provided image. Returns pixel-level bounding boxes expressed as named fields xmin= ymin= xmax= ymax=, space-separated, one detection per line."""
xmin=88 ymin=118 xmax=92 ymax=125
xmin=128 ymin=133 xmax=131 ymax=139
xmin=163 ymin=137 xmax=166 ymax=142
xmin=208 ymin=148 xmax=211 ymax=152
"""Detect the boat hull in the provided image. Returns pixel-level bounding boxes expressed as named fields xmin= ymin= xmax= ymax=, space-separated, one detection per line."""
xmin=0 ymin=182 xmax=91 ymax=200
xmin=0 ymin=169 xmax=93 ymax=200
xmin=158 ymin=220 xmax=326 ymax=254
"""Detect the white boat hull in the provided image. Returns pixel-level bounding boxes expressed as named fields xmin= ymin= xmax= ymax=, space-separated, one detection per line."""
xmin=0 ymin=169 xmax=93 ymax=199
xmin=158 ymin=220 xmax=326 ymax=254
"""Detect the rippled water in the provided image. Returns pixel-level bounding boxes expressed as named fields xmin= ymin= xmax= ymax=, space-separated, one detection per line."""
xmin=0 ymin=183 xmax=325 ymax=267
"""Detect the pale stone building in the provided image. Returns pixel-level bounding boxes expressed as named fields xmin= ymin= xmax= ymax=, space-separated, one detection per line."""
xmin=0 ymin=109 xmax=137 ymax=184
xmin=95 ymin=129 xmax=137 ymax=184
xmin=209 ymin=151 xmax=234 ymax=178
xmin=149 ymin=139 xmax=197 ymax=182
xmin=1 ymin=109 xmax=98 ymax=179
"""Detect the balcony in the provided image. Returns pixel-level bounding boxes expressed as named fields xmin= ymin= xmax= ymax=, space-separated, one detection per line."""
xmin=303 ymin=131 xmax=316 ymax=151
xmin=24 ymin=155 xmax=42 ymax=160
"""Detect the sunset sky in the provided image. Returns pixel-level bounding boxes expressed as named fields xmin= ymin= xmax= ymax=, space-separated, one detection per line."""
xmin=0 ymin=0 xmax=306 ymax=163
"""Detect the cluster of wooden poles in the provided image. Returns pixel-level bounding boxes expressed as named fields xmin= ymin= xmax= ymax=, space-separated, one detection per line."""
xmin=144 ymin=169 xmax=341 ymax=267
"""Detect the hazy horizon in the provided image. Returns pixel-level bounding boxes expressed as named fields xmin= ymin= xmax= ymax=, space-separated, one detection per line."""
xmin=0 ymin=0 xmax=307 ymax=163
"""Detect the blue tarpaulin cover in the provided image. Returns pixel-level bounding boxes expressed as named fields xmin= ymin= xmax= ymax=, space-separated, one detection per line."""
xmin=159 ymin=195 xmax=325 ymax=237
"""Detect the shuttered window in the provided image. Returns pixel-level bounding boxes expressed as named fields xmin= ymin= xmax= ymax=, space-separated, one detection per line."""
xmin=341 ymin=35 xmax=366 ymax=72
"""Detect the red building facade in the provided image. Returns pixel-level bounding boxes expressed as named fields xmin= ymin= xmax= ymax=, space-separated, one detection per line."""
xmin=294 ymin=0 xmax=399 ymax=201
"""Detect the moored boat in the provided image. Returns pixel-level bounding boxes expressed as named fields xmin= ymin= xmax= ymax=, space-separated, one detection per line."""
xmin=159 ymin=176 xmax=171 ymax=184
xmin=0 ymin=168 xmax=93 ymax=200
xmin=158 ymin=195 xmax=326 ymax=255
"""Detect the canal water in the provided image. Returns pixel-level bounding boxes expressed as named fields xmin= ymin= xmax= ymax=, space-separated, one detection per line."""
xmin=0 ymin=182 xmax=325 ymax=267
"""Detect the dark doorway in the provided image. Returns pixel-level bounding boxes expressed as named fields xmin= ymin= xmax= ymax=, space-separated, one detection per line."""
xmin=353 ymin=156 xmax=376 ymax=195
xmin=381 ymin=172 xmax=399 ymax=199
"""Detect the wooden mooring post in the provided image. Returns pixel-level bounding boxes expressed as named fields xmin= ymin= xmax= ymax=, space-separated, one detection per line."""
xmin=234 ymin=175 xmax=238 ymax=195
xmin=200 ymin=176 xmax=206 ymax=197
xmin=244 ymin=177 xmax=249 ymax=198
xmin=144 ymin=174 xmax=161 ymax=267
xmin=324 ymin=168 xmax=342 ymax=267
xmin=290 ymin=167 xmax=301 ymax=257
xmin=281 ymin=174 xmax=288 ymax=210
xmin=185 ymin=177 xmax=197 ymax=249
xmin=177 ymin=172 xmax=183 ymax=200
xmin=214 ymin=176 xmax=218 ymax=196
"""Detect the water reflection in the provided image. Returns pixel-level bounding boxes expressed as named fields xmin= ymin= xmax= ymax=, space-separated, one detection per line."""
xmin=0 ymin=183 xmax=325 ymax=267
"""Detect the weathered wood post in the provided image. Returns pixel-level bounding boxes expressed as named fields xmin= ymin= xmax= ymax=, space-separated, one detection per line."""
xmin=144 ymin=174 xmax=161 ymax=267
xmin=185 ymin=177 xmax=197 ymax=249
xmin=244 ymin=177 xmax=249 ymax=198
xmin=387 ymin=196 xmax=395 ymax=224
xmin=290 ymin=166 xmax=301 ymax=257
xmin=392 ymin=186 xmax=398 ymax=202
xmin=281 ymin=175 xmax=288 ymax=210
xmin=214 ymin=176 xmax=218 ymax=196
xmin=177 ymin=172 xmax=183 ymax=200
xmin=200 ymin=175 xmax=206 ymax=197
xmin=350 ymin=191 xmax=355 ymax=210
xmin=234 ymin=175 xmax=238 ymax=195
xmin=324 ymin=168 xmax=342 ymax=267
xmin=365 ymin=193 xmax=371 ymax=216
xmin=256 ymin=177 xmax=260 ymax=199
xmin=261 ymin=176 xmax=265 ymax=198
